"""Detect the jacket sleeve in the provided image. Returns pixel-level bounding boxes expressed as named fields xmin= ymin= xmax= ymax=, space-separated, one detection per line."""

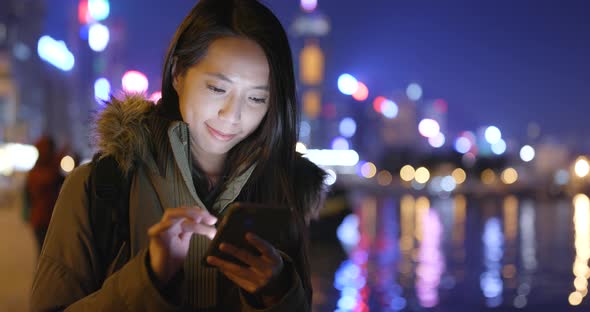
xmin=30 ymin=164 xmax=180 ymax=312
xmin=238 ymin=252 xmax=310 ymax=312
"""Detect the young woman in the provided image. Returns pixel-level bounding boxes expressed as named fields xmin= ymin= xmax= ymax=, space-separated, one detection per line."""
xmin=31 ymin=0 xmax=327 ymax=311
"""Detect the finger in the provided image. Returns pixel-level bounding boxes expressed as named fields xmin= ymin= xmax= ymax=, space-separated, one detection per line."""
xmin=218 ymin=267 xmax=260 ymax=294
xmin=197 ymin=211 xmax=218 ymax=226
xmin=162 ymin=207 xmax=201 ymax=222
xmin=186 ymin=207 xmax=218 ymax=225
xmin=218 ymin=243 xmax=262 ymax=268
xmin=163 ymin=207 xmax=217 ymax=225
xmin=180 ymin=220 xmax=217 ymax=239
xmin=148 ymin=217 xmax=184 ymax=237
xmin=206 ymin=256 xmax=256 ymax=279
xmin=245 ymin=233 xmax=277 ymax=258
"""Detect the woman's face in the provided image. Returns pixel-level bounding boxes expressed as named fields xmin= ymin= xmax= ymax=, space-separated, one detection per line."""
xmin=174 ymin=37 xmax=270 ymax=159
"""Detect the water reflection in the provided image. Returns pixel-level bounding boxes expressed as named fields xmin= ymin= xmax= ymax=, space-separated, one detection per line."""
xmin=480 ymin=217 xmax=503 ymax=307
xmin=415 ymin=209 xmax=443 ymax=308
xmin=514 ymin=198 xmax=536 ymax=309
xmin=329 ymin=193 xmax=589 ymax=311
xmin=570 ymin=194 xmax=590 ymax=306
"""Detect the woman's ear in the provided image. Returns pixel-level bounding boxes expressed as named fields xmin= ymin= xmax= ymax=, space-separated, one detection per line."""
xmin=171 ymin=57 xmax=181 ymax=93
xmin=172 ymin=76 xmax=181 ymax=93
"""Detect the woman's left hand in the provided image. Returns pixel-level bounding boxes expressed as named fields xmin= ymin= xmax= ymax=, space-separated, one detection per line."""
xmin=206 ymin=232 xmax=289 ymax=299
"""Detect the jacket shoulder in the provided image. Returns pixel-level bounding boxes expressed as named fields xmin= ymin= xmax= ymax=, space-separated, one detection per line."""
xmin=293 ymin=155 xmax=328 ymax=222
xmin=64 ymin=162 xmax=93 ymax=189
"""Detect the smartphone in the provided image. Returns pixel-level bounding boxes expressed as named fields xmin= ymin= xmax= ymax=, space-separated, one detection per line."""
xmin=202 ymin=202 xmax=295 ymax=267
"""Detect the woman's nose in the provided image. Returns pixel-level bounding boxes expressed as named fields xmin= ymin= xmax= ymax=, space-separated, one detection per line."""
xmin=218 ymin=95 xmax=241 ymax=122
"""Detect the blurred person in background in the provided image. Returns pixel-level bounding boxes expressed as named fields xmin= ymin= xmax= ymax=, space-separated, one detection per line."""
xmin=24 ymin=135 xmax=64 ymax=254
xmin=30 ymin=0 xmax=327 ymax=311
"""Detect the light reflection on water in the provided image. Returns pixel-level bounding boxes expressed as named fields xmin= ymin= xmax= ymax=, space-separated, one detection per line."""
xmin=570 ymin=194 xmax=590 ymax=306
xmin=329 ymin=193 xmax=590 ymax=311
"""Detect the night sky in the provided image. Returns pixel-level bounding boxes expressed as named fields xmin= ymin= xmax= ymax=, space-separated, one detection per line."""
xmin=45 ymin=0 xmax=590 ymax=147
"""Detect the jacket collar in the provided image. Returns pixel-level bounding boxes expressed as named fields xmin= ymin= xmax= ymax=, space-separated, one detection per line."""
xmin=165 ymin=121 xmax=256 ymax=215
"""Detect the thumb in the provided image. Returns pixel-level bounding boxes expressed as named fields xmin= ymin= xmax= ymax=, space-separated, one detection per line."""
xmin=201 ymin=214 xmax=218 ymax=226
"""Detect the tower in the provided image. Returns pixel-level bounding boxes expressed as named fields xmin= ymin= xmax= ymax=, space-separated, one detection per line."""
xmin=290 ymin=0 xmax=330 ymax=147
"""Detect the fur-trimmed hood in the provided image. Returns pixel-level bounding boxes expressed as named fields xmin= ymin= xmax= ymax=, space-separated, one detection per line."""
xmin=92 ymin=95 xmax=157 ymax=174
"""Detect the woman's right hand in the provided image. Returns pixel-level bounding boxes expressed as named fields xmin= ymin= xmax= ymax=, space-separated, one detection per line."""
xmin=148 ymin=206 xmax=217 ymax=285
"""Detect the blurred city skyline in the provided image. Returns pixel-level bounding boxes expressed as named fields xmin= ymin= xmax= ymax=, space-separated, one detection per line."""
xmin=41 ymin=0 xmax=590 ymax=146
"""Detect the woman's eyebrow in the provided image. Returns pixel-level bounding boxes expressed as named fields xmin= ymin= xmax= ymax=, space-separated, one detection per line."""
xmin=205 ymin=72 xmax=269 ymax=90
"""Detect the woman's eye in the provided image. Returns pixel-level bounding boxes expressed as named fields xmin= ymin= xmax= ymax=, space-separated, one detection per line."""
xmin=207 ymin=85 xmax=225 ymax=94
xmin=249 ymin=97 xmax=267 ymax=104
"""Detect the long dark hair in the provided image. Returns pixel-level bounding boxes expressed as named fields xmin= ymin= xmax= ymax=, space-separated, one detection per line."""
xmin=157 ymin=0 xmax=312 ymax=303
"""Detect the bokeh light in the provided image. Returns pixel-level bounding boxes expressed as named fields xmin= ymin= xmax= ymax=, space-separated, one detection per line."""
xmin=88 ymin=0 xmax=110 ymax=21
xmin=0 ymin=147 xmax=13 ymax=176
xmin=520 ymin=145 xmax=535 ymax=162
xmin=400 ymin=165 xmax=415 ymax=182
xmin=485 ymin=126 xmax=502 ymax=145
xmin=501 ymin=168 xmax=518 ymax=184
xmin=300 ymin=121 xmax=311 ymax=138
xmin=429 ymin=176 xmax=443 ymax=194
xmin=406 ymin=83 xmax=423 ymax=101
xmin=455 ymin=137 xmax=472 ymax=154
xmin=569 ymin=292 xmax=583 ymax=306
xmin=377 ymin=170 xmax=393 ymax=186
xmin=78 ymin=0 xmax=90 ymax=24
xmin=88 ymin=23 xmax=109 ymax=52
xmin=361 ymin=162 xmax=377 ymax=179
xmin=481 ymin=169 xmax=496 ymax=185
xmin=574 ymin=156 xmax=590 ymax=178
xmin=37 ymin=35 xmax=75 ymax=71
xmin=305 ymin=149 xmax=359 ymax=166
xmin=428 ymin=132 xmax=445 ymax=148
xmin=491 ymin=139 xmax=507 ymax=155
xmin=433 ymin=99 xmax=448 ymax=113
xmin=0 ymin=143 xmax=39 ymax=174
xmin=300 ymin=0 xmax=317 ymax=12
xmin=79 ymin=25 xmax=89 ymax=40
xmin=94 ymin=77 xmax=110 ymax=103
xmin=555 ymin=169 xmax=570 ymax=185
xmin=303 ymin=90 xmax=321 ymax=119
xmin=441 ymin=176 xmax=457 ymax=192
xmin=324 ymin=168 xmax=337 ymax=186
xmin=149 ymin=91 xmax=162 ymax=103
xmin=373 ymin=96 xmax=385 ymax=113
xmin=339 ymin=117 xmax=357 ymax=138
xmin=418 ymin=119 xmax=440 ymax=138
xmin=337 ymin=73 xmax=358 ymax=95
xmin=462 ymin=152 xmax=477 ymax=168
xmin=122 ymin=70 xmax=149 ymax=94
xmin=352 ymin=82 xmax=369 ymax=101
xmin=295 ymin=142 xmax=307 ymax=154
xmin=452 ymin=168 xmax=467 ymax=184
xmin=331 ymin=137 xmax=350 ymax=150
xmin=415 ymin=167 xmax=430 ymax=184
xmin=381 ymin=99 xmax=399 ymax=119
xmin=60 ymin=155 xmax=76 ymax=173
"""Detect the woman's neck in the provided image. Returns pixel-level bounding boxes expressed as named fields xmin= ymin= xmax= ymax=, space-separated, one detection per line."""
xmin=190 ymin=141 xmax=225 ymax=182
